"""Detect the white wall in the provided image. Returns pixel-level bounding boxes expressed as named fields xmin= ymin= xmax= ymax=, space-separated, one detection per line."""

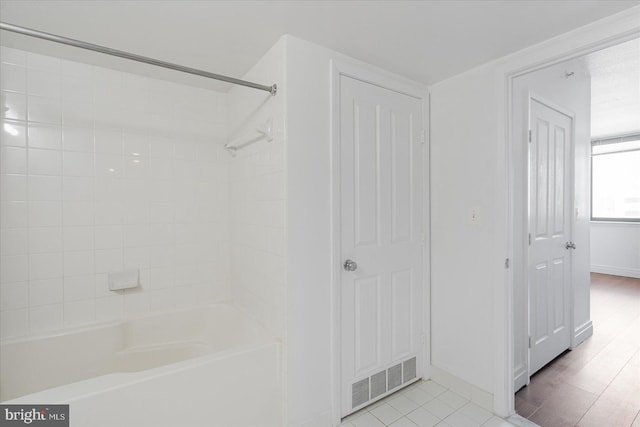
xmin=591 ymin=222 xmax=640 ymax=278
xmin=0 ymin=47 xmax=230 ymax=339
xmin=227 ymin=40 xmax=287 ymax=340
xmin=511 ymin=58 xmax=592 ymax=389
xmin=284 ymin=35 xmax=430 ymax=427
xmin=429 ymin=7 xmax=640 ymax=416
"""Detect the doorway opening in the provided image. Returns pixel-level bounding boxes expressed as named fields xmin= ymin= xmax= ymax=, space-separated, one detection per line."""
xmin=512 ymin=38 xmax=640 ymax=426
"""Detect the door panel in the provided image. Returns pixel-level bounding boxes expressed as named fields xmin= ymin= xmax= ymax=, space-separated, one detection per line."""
xmin=340 ymin=76 xmax=423 ymax=416
xmin=529 ymin=98 xmax=573 ymax=375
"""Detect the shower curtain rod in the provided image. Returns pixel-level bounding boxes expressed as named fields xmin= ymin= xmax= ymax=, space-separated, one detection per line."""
xmin=0 ymin=22 xmax=277 ymax=96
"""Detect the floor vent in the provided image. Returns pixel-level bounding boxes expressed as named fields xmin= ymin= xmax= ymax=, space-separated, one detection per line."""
xmin=351 ymin=356 xmax=418 ymax=409
xmin=403 ymin=357 xmax=416 ymax=383
xmin=352 ymin=378 xmax=369 ymax=408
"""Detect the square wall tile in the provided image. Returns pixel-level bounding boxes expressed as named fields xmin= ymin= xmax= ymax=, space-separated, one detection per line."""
xmin=29 ymin=252 xmax=63 ymax=280
xmin=63 ymin=226 xmax=94 ymax=251
xmin=28 ymin=95 xmax=62 ymax=124
xmin=1 ymin=174 xmax=27 ymax=201
xmin=2 ymin=91 xmax=27 ymax=121
xmin=0 ymin=228 xmax=28 ymax=255
xmin=63 ymin=201 xmax=93 ymax=226
xmin=28 ymin=148 xmax=62 ymax=175
xmin=29 ymin=201 xmax=62 ymax=227
xmin=28 ymin=123 xmax=62 ymax=150
xmin=28 ymin=227 xmax=63 ymax=253
xmin=63 ymin=127 xmax=94 ymax=152
xmin=28 ymin=175 xmax=62 ymax=201
xmin=62 ymin=176 xmax=93 ymax=201
xmin=1 ymin=120 xmax=27 ymax=148
xmin=0 ymin=309 xmax=29 ymax=339
xmin=1 ymin=63 xmax=26 ymax=93
xmin=29 ymin=303 xmax=63 ymax=332
xmin=1 ymin=146 xmax=27 ymax=174
xmin=64 ymin=276 xmax=95 ymax=301
xmin=0 ymin=254 xmax=28 ymax=283
xmin=64 ymin=299 xmax=95 ymax=326
xmin=0 ymin=282 xmax=28 ymax=310
xmin=29 ymin=278 xmax=63 ymax=306
xmin=1 ymin=202 xmax=28 ymax=228
xmin=63 ymin=250 xmax=95 ymax=277
xmin=27 ymin=68 xmax=61 ymax=99
xmin=63 ymin=151 xmax=94 ymax=177
xmin=95 ymin=295 xmax=123 ymax=321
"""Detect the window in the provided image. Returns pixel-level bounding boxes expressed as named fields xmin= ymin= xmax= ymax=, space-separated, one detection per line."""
xmin=591 ymin=134 xmax=640 ymax=221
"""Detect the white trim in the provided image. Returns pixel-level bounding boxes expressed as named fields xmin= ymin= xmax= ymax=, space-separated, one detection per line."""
xmin=590 ymin=265 xmax=640 ymax=279
xmin=329 ymin=59 xmax=429 ymax=425
xmin=573 ymin=320 xmax=593 ymax=348
xmin=430 ymin=366 xmax=494 ymax=412
xmin=504 ymin=12 xmax=640 ymax=418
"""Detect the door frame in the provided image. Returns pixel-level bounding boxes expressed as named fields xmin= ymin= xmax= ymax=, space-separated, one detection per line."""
xmin=522 ymin=92 xmax=576 ymax=386
xmin=329 ymin=59 xmax=430 ymax=425
xmin=503 ymin=25 xmax=640 ymax=416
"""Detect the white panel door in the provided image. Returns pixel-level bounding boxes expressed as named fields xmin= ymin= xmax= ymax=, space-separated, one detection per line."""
xmin=529 ymin=98 xmax=573 ymax=375
xmin=340 ymin=75 xmax=423 ymax=416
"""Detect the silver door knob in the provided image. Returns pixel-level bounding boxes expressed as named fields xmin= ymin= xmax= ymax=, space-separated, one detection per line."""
xmin=343 ymin=259 xmax=358 ymax=271
xmin=565 ymin=241 xmax=576 ymax=250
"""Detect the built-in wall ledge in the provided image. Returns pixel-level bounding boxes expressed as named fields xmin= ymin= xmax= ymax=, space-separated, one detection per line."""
xmin=224 ymin=118 xmax=274 ymax=156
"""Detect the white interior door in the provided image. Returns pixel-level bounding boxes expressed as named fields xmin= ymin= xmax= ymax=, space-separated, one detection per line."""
xmin=339 ymin=75 xmax=424 ymax=416
xmin=528 ymin=97 xmax=573 ymax=376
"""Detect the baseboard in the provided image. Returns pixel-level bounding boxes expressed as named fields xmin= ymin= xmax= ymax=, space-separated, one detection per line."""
xmin=572 ymin=320 xmax=593 ymax=348
xmin=590 ymin=264 xmax=640 ymax=279
xmin=508 ymin=414 xmax=541 ymax=426
xmin=429 ymin=366 xmax=493 ymax=413
xmin=299 ymin=411 xmax=332 ymax=427
xmin=513 ymin=367 xmax=528 ymax=392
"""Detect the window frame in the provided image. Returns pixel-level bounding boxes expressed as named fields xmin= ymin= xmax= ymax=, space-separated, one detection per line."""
xmin=590 ymin=133 xmax=640 ymax=223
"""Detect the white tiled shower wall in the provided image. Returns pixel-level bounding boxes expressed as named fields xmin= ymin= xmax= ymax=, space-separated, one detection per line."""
xmin=228 ymin=40 xmax=286 ymax=340
xmin=0 ymin=47 xmax=231 ymax=338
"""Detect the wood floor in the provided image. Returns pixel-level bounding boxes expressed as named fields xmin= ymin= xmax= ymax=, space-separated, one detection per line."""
xmin=515 ymin=273 xmax=640 ymax=427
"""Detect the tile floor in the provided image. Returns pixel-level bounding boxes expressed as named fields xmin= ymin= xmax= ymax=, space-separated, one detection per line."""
xmin=340 ymin=380 xmax=515 ymax=427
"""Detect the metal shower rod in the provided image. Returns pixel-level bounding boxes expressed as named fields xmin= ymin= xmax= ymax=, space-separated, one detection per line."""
xmin=0 ymin=22 xmax=277 ymax=96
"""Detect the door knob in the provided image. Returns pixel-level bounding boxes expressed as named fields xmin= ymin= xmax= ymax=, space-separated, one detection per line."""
xmin=343 ymin=259 xmax=358 ymax=272
xmin=565 ymin=241 xmax=576 ymax=250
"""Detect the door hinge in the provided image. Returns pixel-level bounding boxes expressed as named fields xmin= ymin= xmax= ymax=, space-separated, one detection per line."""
xmin=528 ymin=129 xmax=532 ymax=142
xmin=528 ymin=336 xmax=532 ymax=349
xmin=421 ymin=231 xmax=427 ymax=246
xmin=421 ymin=333 xmax=426 ymax=347
xmin=528 ymin=233 xmax=531 ymax=245
xmin=504 ymin=258 xmax=510 ymax=269
xmin=420 ymin=129 xmax=426 ymax=145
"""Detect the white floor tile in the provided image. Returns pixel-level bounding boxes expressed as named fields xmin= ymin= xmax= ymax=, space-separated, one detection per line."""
xmin=458 ymin=403 xmax=493 ymax=425
xmin=340 ymin=421 xmax=356 ymax=427
xmin=435 ymin=422 xmax=453 ymax=427
xmin=444 ymin=411 xmax=480 ymax=427
xmin=406 ymin=407 xmax=441 ymax=427
xmin=482 ymin=416 xmax=516 ymax=427
xmin=418 ymin=380 xmax=447 ymax=396
xmin=387 ymin=394 xmax=421 ymax=415
xmin=389 ymin=416 xmax=419 ymax=427
xmin=370 ymin=403 xmax=403 ymax=425
xmin=423 ymin=399 xmax=457 ymax=420
xmin=404 ymin=386 xmax=436 ymax=405
xmin=437 ymin=391 xmax=469 ymax=409
xmin=351 ymin=412 xmax=386 ymax=427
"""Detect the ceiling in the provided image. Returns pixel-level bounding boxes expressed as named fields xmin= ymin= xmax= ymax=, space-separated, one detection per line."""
xmin=586 ymin=38 xmax=640 ymax=138
xmin=0 ymin=0 xmax=638 ymax=92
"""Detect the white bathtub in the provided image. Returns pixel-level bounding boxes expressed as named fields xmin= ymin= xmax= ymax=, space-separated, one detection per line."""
xmin=0 ymin=304 xmax=282 ymax=427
